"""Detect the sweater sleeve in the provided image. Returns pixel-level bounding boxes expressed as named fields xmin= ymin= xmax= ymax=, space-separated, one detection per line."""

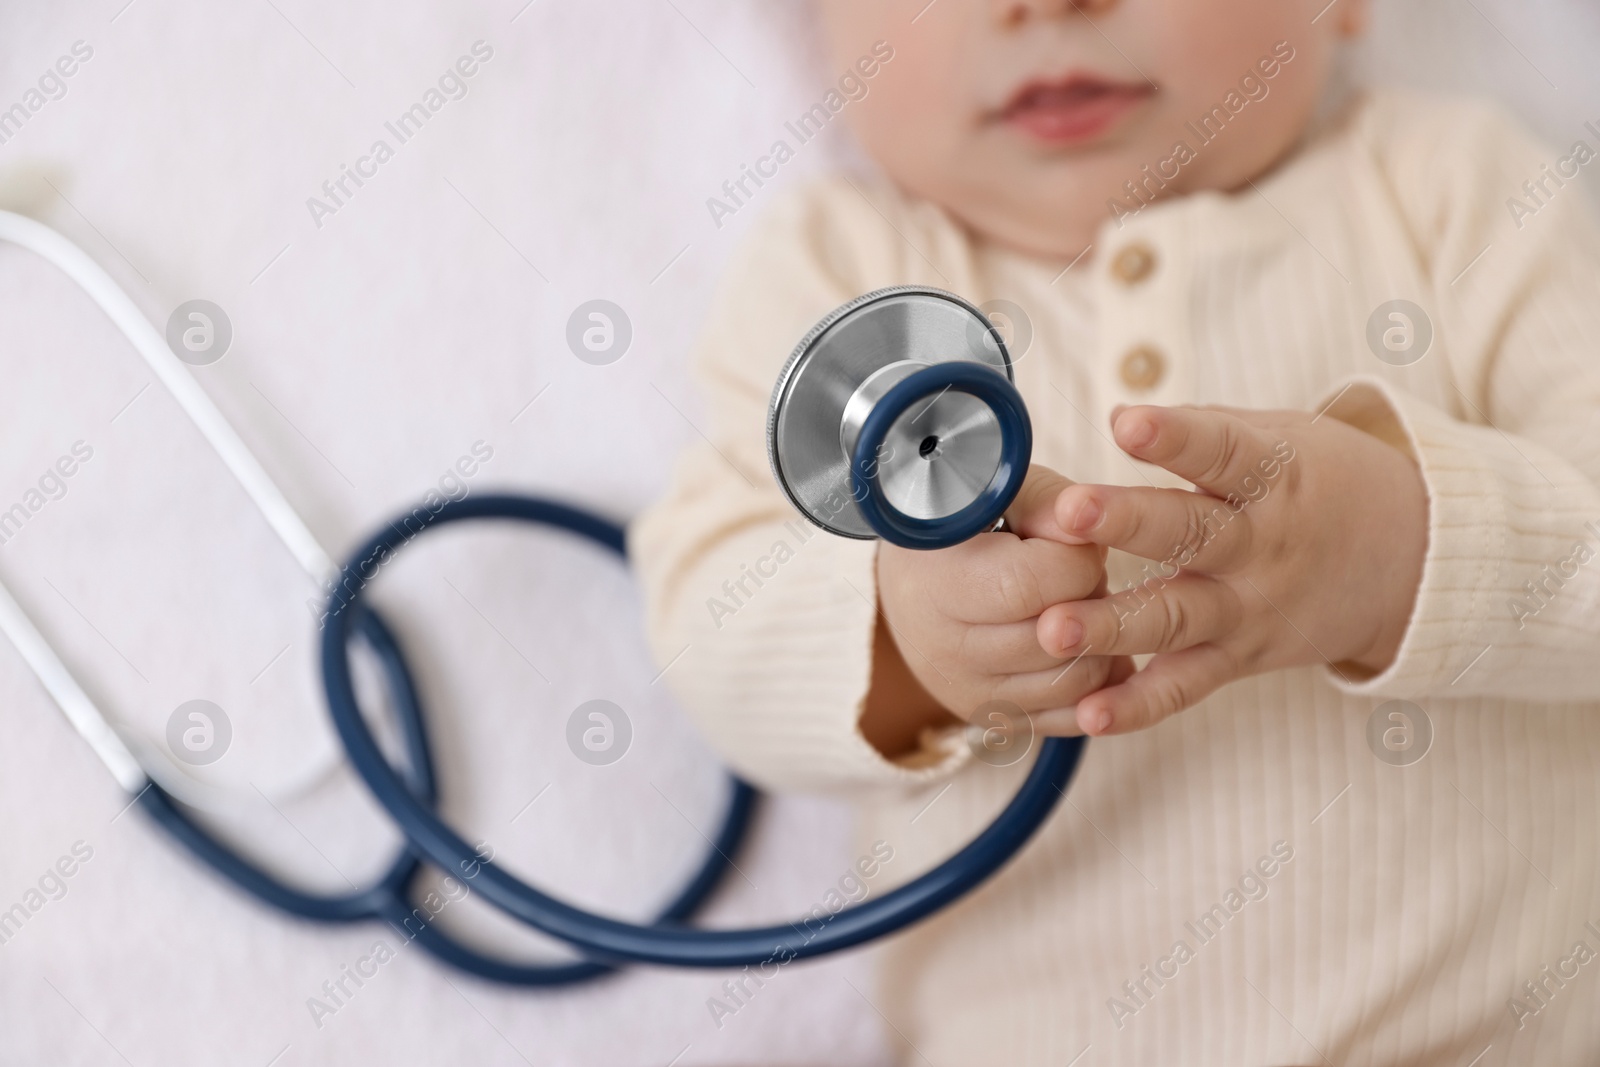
xmin=627 ymin=178 xmax=972 ymax=792
xmin=1320 ymin=95 xmax=1600 ymax=701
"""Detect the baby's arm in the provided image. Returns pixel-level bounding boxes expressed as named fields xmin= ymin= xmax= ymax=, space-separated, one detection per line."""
xmin=1312 ymin=104 xmax=1600 ymax=705
xmin=1029 ymin=98 xmax=1600 ymax=730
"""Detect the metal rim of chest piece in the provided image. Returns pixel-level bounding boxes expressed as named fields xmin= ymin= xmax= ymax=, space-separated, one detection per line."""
xmin=766 ymin=286 xmax=1028 ymax=545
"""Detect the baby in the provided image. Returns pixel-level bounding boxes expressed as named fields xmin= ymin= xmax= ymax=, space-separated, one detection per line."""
xmin=633 ymin=0 xmax=1600 ymax=1063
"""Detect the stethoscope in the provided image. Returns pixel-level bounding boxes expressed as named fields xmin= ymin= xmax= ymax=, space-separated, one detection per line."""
xmin=0 ymin=211 xmax=1086 ymax=984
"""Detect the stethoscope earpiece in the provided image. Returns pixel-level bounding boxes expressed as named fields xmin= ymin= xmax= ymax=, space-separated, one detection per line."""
xmin=768 ymin=287 xmax=1031 ymax=549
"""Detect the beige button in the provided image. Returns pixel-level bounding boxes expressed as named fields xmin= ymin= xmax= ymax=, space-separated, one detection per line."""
xmin=1119 ymin=345 xmax=1166 ymax=391
xmin=1111 ymin=242 xmax=1157 ymax=285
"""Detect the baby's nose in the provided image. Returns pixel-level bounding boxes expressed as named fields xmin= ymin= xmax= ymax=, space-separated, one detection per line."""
xmin=990 ymin=0 xmax=1119 ymax=24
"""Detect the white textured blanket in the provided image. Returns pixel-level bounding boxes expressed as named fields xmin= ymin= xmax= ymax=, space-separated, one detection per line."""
xmin=0 ymin=0 xmax=1590 ymax=1063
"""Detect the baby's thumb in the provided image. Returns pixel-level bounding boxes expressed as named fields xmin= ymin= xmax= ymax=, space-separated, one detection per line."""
xmin=1002 ymin=464 xmax=1085 ymax=543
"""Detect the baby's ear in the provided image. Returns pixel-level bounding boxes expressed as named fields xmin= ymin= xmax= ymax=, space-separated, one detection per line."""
xmin=1002 ymin=465 xmax=1080 ymax=543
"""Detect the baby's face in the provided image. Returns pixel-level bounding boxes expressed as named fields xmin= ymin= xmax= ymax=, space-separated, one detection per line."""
xmin=819 ymin=0 xmax=1366 ymax=259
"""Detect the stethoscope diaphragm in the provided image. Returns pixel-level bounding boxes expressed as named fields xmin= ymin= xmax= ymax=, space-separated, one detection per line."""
xmin=767 ymin=287 xmax=1032 ymax=549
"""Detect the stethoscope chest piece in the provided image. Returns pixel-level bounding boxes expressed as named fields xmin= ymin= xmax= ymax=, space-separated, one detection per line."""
xmin=767 ymin=286 xmax=1032 ymax=549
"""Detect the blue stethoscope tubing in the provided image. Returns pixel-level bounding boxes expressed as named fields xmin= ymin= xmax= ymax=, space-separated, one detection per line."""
xmin=319 ymin=492 xmax=1086 ymax=968
xmin=0 ymin=208 xmax=757 ymax=985
xmin=0 ymin=207 xmax=1085 ymax=984
xmin=139 ymin=594 xmax=759 ymax=985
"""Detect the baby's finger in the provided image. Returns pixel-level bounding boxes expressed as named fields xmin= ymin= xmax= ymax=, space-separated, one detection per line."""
xmin=1031 ymin=655 xmax=1136 ymax=736
xmin=985 ymin=652 xmax=1115 ymax=713
xmin=1002 ymin=463 xmax=1081 ymax=542
xmin=1111 ymin=405 xmax=1290 ymax=500
xmin=961 ymin=619 xmax=1071 ymax=675
xmin=1114 ymin=402 xmax=1306 ymax=430
xmin=1074 ymin=644 xmax=1238 ymax=735
xmin=1056 ymin=483 xmax=1253 ymax=574
xmin=942 ymin=534 xmax=1105 ymax=623
xmin=1037 ymin=575 xmax=1242 ymax=658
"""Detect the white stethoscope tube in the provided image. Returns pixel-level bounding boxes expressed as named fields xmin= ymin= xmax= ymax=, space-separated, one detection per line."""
xmin=0 ymin=211 xmax=338 ymax=581
xmin=0 ymin=581 xmax=145 ymax=791
xmin=0 ymin=209 xmax=342 ymax=807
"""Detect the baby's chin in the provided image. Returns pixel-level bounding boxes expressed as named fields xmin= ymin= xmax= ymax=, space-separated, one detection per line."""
xmin=895 ymin=123 xmax=1301 ymax=262
xmin=909 ymin=158 xmax=1164 ymax=262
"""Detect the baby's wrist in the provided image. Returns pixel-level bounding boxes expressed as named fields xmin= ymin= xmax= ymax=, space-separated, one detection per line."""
xmin=1344 ymin=441 xmax=1429 ymax=676
xmin=860 ymin=613 xmax=960 ymax=760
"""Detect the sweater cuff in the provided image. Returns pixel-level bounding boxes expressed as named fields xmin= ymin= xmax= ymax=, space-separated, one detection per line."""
xmin=649 ymin=520 xmax=971 ymax=793
xmin=1315 ymin=378 xmax=1508 ymax=698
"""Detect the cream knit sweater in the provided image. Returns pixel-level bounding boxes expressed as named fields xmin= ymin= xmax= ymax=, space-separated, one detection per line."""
xmin=629 ymin=90 xmax=1600 ymax=1066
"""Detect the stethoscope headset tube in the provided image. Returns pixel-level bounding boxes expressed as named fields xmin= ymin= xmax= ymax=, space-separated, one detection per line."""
xmin=0 ymin=207 xmax=733 ymax=986
xmin=139 ymin=594 xmax=750 ymax=984
xmin=136 ymin=607 xmax=426 ymax=924
xmin=0 ymin=210 xmax=1085 ymax=985
xmin=319 ymin=492 xmax=1086 ymax=968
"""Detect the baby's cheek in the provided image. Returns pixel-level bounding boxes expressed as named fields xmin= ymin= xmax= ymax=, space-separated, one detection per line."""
xmin=1141 ymin=0 xmax=1340 ymax=186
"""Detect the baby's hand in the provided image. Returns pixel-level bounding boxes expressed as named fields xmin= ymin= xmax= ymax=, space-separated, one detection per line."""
xmin=875 ymin=465 xmax=1132 ymax=731
xmin=1038 ymin=404 xmax=1428 ymax=736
